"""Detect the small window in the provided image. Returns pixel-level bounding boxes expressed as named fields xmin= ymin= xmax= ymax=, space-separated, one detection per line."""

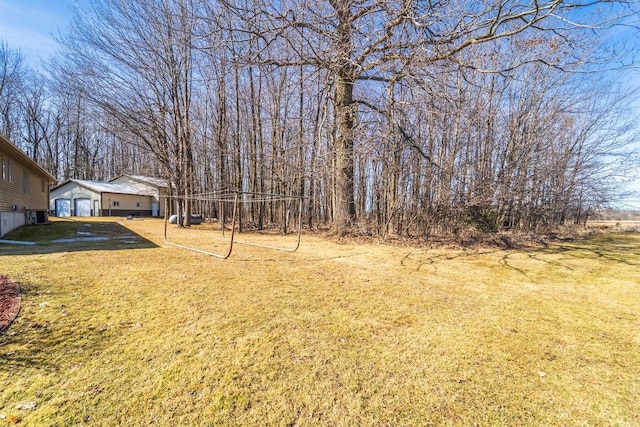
xmin=41 ymin=179 xmax=46 ymax=193
xmin=2 ymin=157 xmax=12 ymax=181
xmin=136 ymin=202 xmax=143 ymax=208
xmin=23 ymin=169 xmax=30 ymax=194
xmin=113 ymin=201 xmax=120 ymax=207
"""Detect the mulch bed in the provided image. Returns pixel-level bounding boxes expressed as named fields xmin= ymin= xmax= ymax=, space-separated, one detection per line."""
xmin=0 ymin=275 xmax=20 ymax=332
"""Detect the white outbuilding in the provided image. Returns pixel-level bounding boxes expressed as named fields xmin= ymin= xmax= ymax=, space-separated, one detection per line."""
xmin=109 ymin=175 xmax=169 ymax=217
xmin=50 ymin=178 xmax=161 ymax=217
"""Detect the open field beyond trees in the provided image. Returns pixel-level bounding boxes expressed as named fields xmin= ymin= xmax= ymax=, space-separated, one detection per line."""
xmin=1 ymin=218 xmax=639 ymax=425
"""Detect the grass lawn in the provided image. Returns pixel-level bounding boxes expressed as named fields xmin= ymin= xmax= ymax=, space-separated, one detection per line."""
xmin=1 ymin=218 xmax=639 ymax=425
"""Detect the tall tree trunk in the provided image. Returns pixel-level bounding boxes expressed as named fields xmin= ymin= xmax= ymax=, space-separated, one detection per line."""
xmin=333 ymin=73 xmax=356 ymax=234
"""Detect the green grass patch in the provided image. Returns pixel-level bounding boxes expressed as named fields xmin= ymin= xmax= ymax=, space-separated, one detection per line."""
xmin=1 ymin=219 xmax=639 ymax=425
xmin=1 ymin=218 xmax=87 ymax=242
xmin=0 ymin=218 xmax=158 ymax=255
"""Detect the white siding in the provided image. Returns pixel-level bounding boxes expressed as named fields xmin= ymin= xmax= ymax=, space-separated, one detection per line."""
xmin=50 ymin=183 xmax=101 ymax=217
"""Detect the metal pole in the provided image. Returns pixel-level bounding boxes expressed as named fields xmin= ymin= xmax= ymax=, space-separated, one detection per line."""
xmin=163 ymin=194 xmax=237 ymax=259
xmin=221 ymin=200 xmax=225 ymax=238
xmin=232 ymin=196 xmax=303 ymax=252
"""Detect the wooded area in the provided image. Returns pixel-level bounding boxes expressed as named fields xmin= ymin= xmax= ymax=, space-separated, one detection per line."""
xmin=1 ymin=0 xmax=638 ymax=236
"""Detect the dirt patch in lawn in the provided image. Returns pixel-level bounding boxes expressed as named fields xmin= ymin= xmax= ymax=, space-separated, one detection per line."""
xmin=0 ymin=275 xmax=20 ymax=332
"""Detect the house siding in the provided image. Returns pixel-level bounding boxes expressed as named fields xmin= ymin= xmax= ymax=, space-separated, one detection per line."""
xmin=0 ymin=136 xmax=55 ymax=237
xmin=0 ymin=156 xmax=50 ymax=212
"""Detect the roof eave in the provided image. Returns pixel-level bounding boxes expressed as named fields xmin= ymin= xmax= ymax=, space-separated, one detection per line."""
xmin=0 ymin=133 xmax=57 ymax=183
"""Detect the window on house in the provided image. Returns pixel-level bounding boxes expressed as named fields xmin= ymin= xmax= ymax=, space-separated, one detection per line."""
xmin=136 ymin=202 xmax=143 ymax=208
xmin=113 ymin=201 xmax=120 ymax=207
xmin=23 ymin=169 xmax=30 ymax=194
xmin=41 ymin=178 xmax=45 ymax=193
xmin=2 ymin=157 xmax=12 ymax=181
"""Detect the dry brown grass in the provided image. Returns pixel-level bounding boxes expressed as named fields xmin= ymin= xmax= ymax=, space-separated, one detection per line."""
xmin=1 ymin=218 xmax=639 ymax=425
xmin=587 ymin=220 xmax=640 ymax=233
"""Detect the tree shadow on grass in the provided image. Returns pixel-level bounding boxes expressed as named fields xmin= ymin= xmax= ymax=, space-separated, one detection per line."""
xmin=526 ymin=233 xmax=640 ymax=267
xmin=0 ymin=315 xmax=117 ymax=372
xmin=500 ymin=253 xmax=530 ymax=276
xmin=0 ymin=220 xmax=158 ymax=256
xmin=0 ymin=281 xmax=134 ymax=374
xmin=398 ymin=233 xmax=640 ymax=276
xmin=400 ymin=248 xmax=501 ymax=272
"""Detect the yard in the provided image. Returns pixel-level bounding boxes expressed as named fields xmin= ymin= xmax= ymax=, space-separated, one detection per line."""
xmin=1 ymin=218 xmax=639 ymax=425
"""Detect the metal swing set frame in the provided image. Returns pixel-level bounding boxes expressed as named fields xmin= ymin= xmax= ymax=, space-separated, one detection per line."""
xmin=162 ymin=191 xmax=304 ymax=259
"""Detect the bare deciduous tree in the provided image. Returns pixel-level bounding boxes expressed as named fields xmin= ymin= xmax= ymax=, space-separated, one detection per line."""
xmin=216 ymin=0 xmax=638 ymax=234
xmin=0 ymin=41 xmax=27 ymax=141
xmin=15 ymin=0 xmax=634 ymax=237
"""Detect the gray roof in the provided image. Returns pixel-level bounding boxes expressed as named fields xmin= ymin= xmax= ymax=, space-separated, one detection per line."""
xmin=55 ymin=179 xmax=154 ymax=196
xmin=111 ymin=175 xmax=168 ymax=188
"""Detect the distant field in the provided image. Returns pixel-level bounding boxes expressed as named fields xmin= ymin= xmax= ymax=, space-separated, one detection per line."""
xmin=1 ymin=218 xmax=639 ymax=426
xmin=588 ymin=220 xmax=640 ymax=232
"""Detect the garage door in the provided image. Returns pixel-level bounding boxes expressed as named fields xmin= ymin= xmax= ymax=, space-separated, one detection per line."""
xmin=55 ymin=199 xmax=71 ymax=217
xmin=75 ymin=198 xmax=91 ymax=217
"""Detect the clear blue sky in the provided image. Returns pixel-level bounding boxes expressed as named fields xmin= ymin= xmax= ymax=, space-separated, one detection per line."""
xmin=0 ymin=0 xmax=74 ymax=66
xmin=0 ymin=0 xmax=639 ymax=209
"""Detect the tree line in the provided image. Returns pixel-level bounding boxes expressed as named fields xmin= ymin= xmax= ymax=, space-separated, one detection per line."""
xmin=1 ymin=0 xmax=638 ymax=236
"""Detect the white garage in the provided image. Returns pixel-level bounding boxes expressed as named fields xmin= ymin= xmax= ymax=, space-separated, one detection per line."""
xmin=50 ymin=179 xmax=155 ymax=217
